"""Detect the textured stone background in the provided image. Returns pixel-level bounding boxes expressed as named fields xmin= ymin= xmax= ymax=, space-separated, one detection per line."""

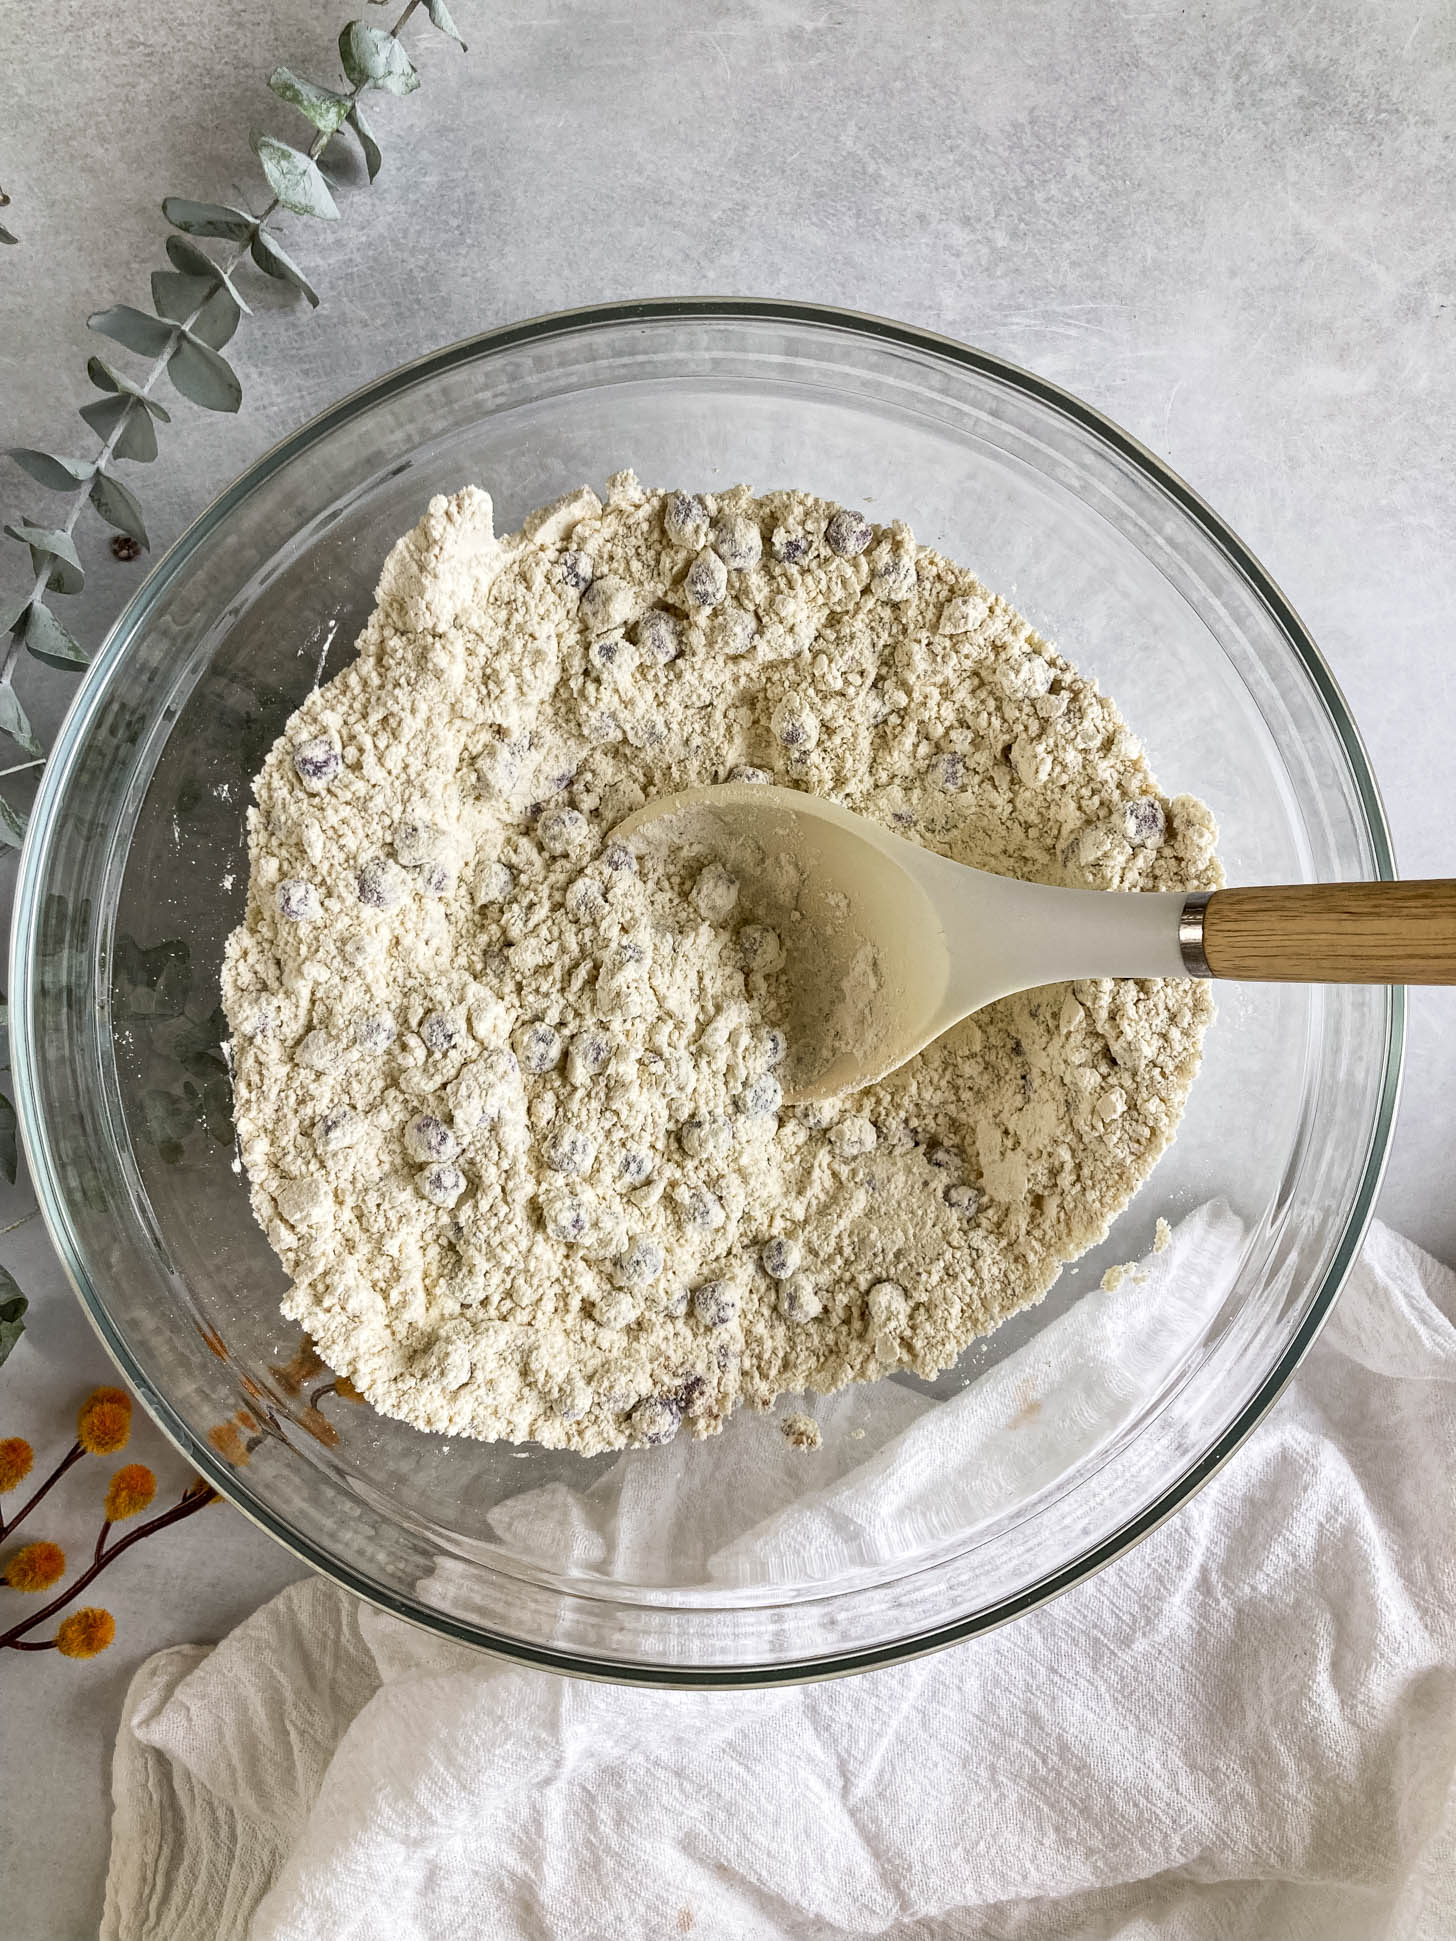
xmin=3 ymin=2 xmax=1453 ymax=1930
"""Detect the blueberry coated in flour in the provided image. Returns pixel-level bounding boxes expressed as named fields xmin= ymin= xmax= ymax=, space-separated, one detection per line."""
xmin=292 ymin=738 xmax=340 ymax=788
xmin=560 ymin=549 xmax=594 ymax=592
xmin=629 ymin=1395 xmax=681 ymax=1446
xmin=418 ymin=1162 xmax=466 ymax=1208
xmin=545 ymin=1128 xmax=596 ymax=1176
xmin=516 ymin=1022 xmax=563 ymax=1073
xmin=617 ymin=1150 xmax=654 ymax=1187
xmin=275 ymin=878 xmax=319 ymax=922
xmin=405 ymin=1113 xmax=458 ymax=1163
xmin=357 ymin=857 xmax=408 ymax=910
xmin=1122 ymin=798 xmax=1167 ymax=848
xmin=614 ymin=1238 xmax=665 ymax=1288
xmin=420 ymin=1012 xmax=457 ymax=1053
xmin=825 ymin=508 xmax=873 ymax=557
xmin=692 ymin=1279 xmax=739 ymax=1328
xmin=636 ymin=609 xmax=681 ymax=664
xmin=761 ymin=1236 xmax=801 ymax=1279
xmin=354 ymin=1013 xmax=396 ymax=1051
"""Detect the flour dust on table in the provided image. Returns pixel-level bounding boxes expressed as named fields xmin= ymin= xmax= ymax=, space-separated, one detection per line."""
xmin=222 ymin=474 xmax=1219 ymax=1453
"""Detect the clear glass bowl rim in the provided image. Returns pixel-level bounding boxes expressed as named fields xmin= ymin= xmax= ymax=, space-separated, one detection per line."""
xmin=9 ymin=297 xmax=1405 ymax=1685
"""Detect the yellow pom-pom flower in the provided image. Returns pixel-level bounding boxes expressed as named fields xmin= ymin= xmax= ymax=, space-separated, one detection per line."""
xmin=3 ymin=1539 xmax=66 ymax=1592
xmin=78 ymin=1386 xmax=133 ymax=1456
xmin=56 ymin=1607 xmax=116 ymax=1659
xmin=0 ymin=1437 xmax=34 ymax=1493
xmin=104 ymin=1463 xmax=157 ymax=1523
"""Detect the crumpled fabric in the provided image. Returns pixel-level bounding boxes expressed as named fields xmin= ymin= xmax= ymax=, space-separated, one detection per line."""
xmin=102 ymin=1219 xmax=1456 ymax=1941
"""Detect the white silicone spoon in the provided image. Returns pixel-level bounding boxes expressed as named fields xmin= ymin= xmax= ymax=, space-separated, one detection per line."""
xmin=617 ymin=782 xmax=1456 ymax=1100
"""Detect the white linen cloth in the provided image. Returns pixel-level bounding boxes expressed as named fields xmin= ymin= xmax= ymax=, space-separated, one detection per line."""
xmin=103 ymin=1219 xmax=1456 ymax=1941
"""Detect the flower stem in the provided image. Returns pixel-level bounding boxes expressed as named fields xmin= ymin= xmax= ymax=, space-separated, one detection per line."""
xmin=0 ymin=1480 xmax=217 ymax=1649
xmin=0 ymin=1440 xmax=81 ymax=1541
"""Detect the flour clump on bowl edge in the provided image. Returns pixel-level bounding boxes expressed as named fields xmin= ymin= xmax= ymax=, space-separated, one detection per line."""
xmin=221 ymin=472 xmax=1220 ymax=1453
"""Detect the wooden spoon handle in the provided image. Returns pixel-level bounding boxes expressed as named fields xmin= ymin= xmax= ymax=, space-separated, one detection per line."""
xmin=1191 ymin=881 xmax=1456 ymax=984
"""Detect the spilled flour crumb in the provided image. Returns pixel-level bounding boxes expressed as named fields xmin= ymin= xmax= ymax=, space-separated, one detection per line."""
xmin=780 ymin=1412 xmax=823 ymax=1451
xmin=222 ymin=475 xmax=1219 ymax=1453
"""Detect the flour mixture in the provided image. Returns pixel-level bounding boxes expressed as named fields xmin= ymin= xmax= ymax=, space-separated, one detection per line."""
xmin=222 ymin=475 xmax=1219 ymax=1452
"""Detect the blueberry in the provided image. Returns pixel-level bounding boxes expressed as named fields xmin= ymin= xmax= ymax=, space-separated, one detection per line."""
xmin=545 ymin=1127 xmax=597 ymax=1176
xmin=617 ymin=1150 xmax=654 ymax=1187
xmin=275 ymin=878 xmax=319 ymax=922
xmin=405 ymin=1113 xmax=458 ymax=1163
xmin=354 ymin=1013 xmax=396 ymax=1052
xmin=872 ymin=551 xmax=917 ymax=602
xmin=315 ymin=1107 xmax=362 ymax=1153
xmin=292 ymin=738 xmax=340 ymax=788
xmin=1122 ymin=798 xmax=1167 ymax=848
xmin=770 ymin=694 xmax=819 ymax=751
xmin=357 ymin=857 xmax=408 ymax=911
xmin=684 ymin=547 xmax=728 ymax=610
xmin=737 ymin=924 xmax=783 ymax=972
xmin=515 ymin=1022 xmax=563 ymax=1074
xmin=423 ymin=862 xmax=454 ymax=896
xmin=565 ymin=876 xmax=607 ymax=921
xmin=673 ymin=1182 xmax=725 ymax=1230
xmin=692 ymin=1279 xmax=739 ymax=1328
xmin=714 ymin=608 xmax=758 ymax=657
xmin=927 ymin=1144 xmax=963 ymax=1174
xmin=537 ymin=805 xmax=591 ymax=856
xmin=476 ymin=861 xmax=514 ymax=906
xmin=934 ymin=752 xmax=967 ymax=791
xmin=711 ymin=514 xmax=762 ymax=571
xmin=566 ymin=1029 xmax=612 ymax=1085
xmin=636 ymin=609 xmax=682 ymax=664
xmin=614 ymin=1238 xmax=665 ymax=1289
xmin=664 ymin=491 xmax=709 ymax=547
xmin=560 ymin=549 xmax=595 ymax=592
xmin=589 ymin=635 xmax=622 ymax=673
xmin=771 ymin=528 xmax=811 ymax=564
xmin=759 ymin=1028 xmax=788 ymax=1068
xmin=777 ymin=1275 xmax=822 ymax=1323
xmin=600 ymin=840 xmax=637 ymax=874
xmin=394 ymin=819 xmax=447 ymax=868
xmin=692 ymin=863 xmax=739 ymax=923
xmin=825 ymin=508 xmax=873 ymax=557
xmin=629 ymin=1395 xmax=681 ymax=1446
xmin=679 ymin=1115 xmax=733 ymax=1162
xmin=761 ymin=1236 xmax=801 ymax=1280
xmin=420 ymin=1012 xmax=457 ymax=1054
xmin=418 ymin=1162 xmax=466 ymax=1208
xmin=545 ymin=1196 xmax=590 ymax=1244
xmin=728 ymin=765 xmax=772 ymax=785
xmin=739 ymin=1074 xmax=783 ymax=1118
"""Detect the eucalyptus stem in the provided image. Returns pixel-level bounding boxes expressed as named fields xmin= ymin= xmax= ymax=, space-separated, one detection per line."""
xmin=0 ymin=0 xmax=458 ymax=800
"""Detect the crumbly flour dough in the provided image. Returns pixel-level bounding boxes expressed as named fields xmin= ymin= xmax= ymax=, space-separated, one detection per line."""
xmin=223 ymin=475 xmax=1219 ymax=1453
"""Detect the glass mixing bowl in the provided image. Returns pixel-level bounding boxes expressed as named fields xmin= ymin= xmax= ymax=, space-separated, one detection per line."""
xmin=11 ymin=301 xmax=1400 ymax=1684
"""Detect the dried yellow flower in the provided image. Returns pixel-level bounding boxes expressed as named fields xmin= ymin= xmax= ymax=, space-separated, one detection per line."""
xmin=56 ymin=1607 xmax=116 ymax=1659
xmin=77 ymin=1386 xmax=132 ymax=1457
xmin=3 ymin=1539 xmax=65 ymax=1592
xmin=0 ymin=1437 xmax=34 ymax=1493
xmin=104 ymin=1463 xmax=157 ymax=1522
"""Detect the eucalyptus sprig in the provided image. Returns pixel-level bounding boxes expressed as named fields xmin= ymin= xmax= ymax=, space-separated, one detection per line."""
xmin=0 ymin=0 xmax=466 ymax=843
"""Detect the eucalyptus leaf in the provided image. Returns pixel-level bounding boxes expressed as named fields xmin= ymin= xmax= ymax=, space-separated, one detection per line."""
xmin=23 ymin=599 xmax=90 ymax=671
xmin=88 ymin=305 xmax=178 ymax=357
xmin=164 ymin=234 xmax=252 ymax=312
xmin=338 ymin=23 xmax=420 ymax=95
xmin=0 ymin=1288 xmax=26 ymax=1366
xmin=269 ymin=66 xmax=352 ymax=136
xmin=4 ymin=522 xmax=84 ymax=596
xmin=5 ymin=449 xmax=96 ymax=491
xmin=169 ymin=335 xmax=243 ymax=413
xmin=86 ymin=357 xmax=171 ymax=420
xmin=0 ymin=226 xmax=16 ymax=248
xmin=0 ymin=600 xmax=30 ymax=637
xmin=424 ymin=0 xmax=467 ymax=49
xmin=80 ymin=391 xmax=160 ymax=463
xmin=251 ymin=130 xmax=340 ymax=220
xmin=152 ymin=271 xmax=240 ymax=349
xmin=88 ymin=471 xmax=150 ymax=548
xmin=0 ymin=686 xmax=45 ymax=760
xmin=249 ymin=232 xmax=320 ymax=306
xmin=349 ymin=104 xmax=383 ymax=182
xmin=162 ymin=197 xmax=256 ymax=241
xmin=152 ymin=268 xmax=217 ymax=322
xmin=0 ymin=795 xmax=27 ymax=849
